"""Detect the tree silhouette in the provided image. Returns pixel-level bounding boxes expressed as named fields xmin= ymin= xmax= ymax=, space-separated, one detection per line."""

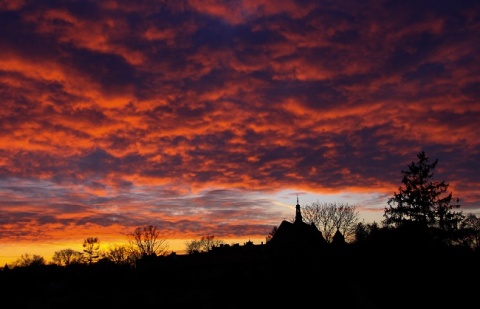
xmin=354 ymin=221 xmax=380 ymax=244
xmin=52 ymin=248 xmax=83 ymax=266
xmin=103 ymin=244 xmax=137 ymax=266
xmin=458 ymin=213 xmax=480 ymax=250
xmin=12 ymin=253 xmax=45 ymax=267
xmin=302 ymin=201 xmax=359 ymax=242
xmin=266 ymin=226 xmax=278 ymax=243
xmin=128 ymin=225 xmax=169 ymax=257
xmin=185 ymin=234 xmax=224 ymax=254
xmin=83 ymin=237 xmax=101 ymax=264
xmin=383 ymin=151 xmax=463 ymax=232
xmin=185 ymin=238 xmax=202 ymax=254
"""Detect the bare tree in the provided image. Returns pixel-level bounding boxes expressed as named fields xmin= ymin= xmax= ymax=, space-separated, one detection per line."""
xmin=185 ymin=234 xmax=225 ymax=254
xmin=201 ymin=234 xmax=224 ymax=251
xmin=302 ymin=201 xmax=359 ymax=242
xmin=185 ymin=238 xmax=203 ymax=254
xmin=103 ymin=244 xmax=137 ymax=266
xmin=52 ymin=248 xmax=83 ymax=266
xmin=12 ymin=253 xmax=45 ymax=268
xmin=128 ymin=225 xmax=169 ymax=257
xmin=83 ymin=237 xmax=101 ymax=264
xmin=335 ymin=202 xmax=360 ymax=240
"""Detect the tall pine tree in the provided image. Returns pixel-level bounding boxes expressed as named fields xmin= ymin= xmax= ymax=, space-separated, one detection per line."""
xmin=383 ymin=151 xmax=463 ymax=231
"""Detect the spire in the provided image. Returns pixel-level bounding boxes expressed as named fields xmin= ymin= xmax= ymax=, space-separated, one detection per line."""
xmin=295 ymin=194 xmax=302 ymax=224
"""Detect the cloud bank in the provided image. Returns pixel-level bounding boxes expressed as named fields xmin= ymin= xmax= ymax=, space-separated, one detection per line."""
xmin=0 ymin=0 xmax=479 ymax=246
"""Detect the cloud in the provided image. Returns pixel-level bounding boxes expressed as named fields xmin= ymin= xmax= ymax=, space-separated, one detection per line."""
xmin=0 ymin=0 xmax=479 ymax=248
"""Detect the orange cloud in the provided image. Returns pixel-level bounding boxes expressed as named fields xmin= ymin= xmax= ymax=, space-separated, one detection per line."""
xmin=0 ymin=0 xmax=479 ymax=264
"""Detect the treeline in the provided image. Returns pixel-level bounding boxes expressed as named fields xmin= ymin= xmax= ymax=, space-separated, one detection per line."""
xmin=1 ymin=222 xmax=478 ymax=308
xmin=3 ymin=227 xmax=233 ymax=269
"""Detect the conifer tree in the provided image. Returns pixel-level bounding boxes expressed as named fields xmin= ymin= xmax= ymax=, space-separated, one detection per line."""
xmin=383 ymin=151 xmax=463 ymax=231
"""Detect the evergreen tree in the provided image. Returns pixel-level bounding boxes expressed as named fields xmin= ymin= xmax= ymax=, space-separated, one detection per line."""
xmin=383 ymin=151 xmax=463 ymax=231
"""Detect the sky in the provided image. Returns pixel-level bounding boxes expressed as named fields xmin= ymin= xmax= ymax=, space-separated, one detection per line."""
xmin=1 ymin=0 xmax=479 ymax=265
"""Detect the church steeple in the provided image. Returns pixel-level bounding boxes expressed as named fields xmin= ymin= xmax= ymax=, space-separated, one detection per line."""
xmin=295 ymin=195 xmax=302 ymax=224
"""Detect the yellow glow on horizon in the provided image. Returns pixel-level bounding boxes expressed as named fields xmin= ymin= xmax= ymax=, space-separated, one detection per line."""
xmin=0 ymin=237 xmax=268 ymax=267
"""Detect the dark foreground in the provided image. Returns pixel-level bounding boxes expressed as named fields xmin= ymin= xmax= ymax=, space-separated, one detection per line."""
xmin=2 ymin=246 xmax=479 ymax=308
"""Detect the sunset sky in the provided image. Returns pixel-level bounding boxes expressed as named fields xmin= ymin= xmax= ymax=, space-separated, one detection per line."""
xmin=1 ymin=0 xmax=479 ymax=265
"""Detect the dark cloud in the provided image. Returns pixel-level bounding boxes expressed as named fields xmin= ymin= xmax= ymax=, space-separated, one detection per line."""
xmin=462 ymin=82 xmax=480 ymax=99
xmin=77 ymin=148 xmax=119 ymax=173
xmin=0 ymin=0 xmax=479 ymax=255
xmin=67 ymin=49 xmax=136 ymax=95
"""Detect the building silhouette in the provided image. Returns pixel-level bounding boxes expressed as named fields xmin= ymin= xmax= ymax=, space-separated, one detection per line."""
xmin=266 ymin=196 xmax=328 ymax=256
